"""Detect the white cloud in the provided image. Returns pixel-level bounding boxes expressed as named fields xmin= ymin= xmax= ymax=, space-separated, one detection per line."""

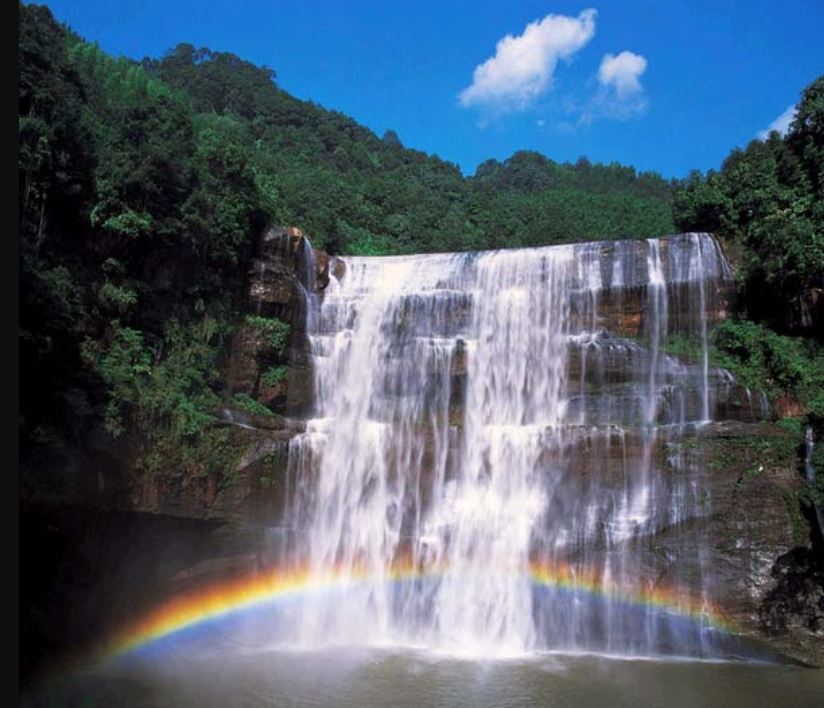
xmin=757 ymin=104 xmax=797 ymax=139
xmin=598 ymin=51 xmax=647 ymax=97
xmin=587 ymin=50 xmax=648 ymax=121
xmin=459 ymin=9 xmax=597 ymax=112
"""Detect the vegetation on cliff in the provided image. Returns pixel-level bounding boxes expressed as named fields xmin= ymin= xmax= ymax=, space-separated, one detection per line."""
xmin=19 ymin=4 xmax=262 ymax=494
xmin=672 ymin=76 xmax=823 ymax=484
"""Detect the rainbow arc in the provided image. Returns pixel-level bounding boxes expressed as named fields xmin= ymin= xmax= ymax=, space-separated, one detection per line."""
xmin=106 ymin=559 xmax=734 ymax=659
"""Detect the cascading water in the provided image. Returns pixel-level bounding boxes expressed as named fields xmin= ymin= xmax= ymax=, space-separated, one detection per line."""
xmin=807 ymin=426 xmax=824 ymax=536
xmin=430 ymin=248 xmax=573 ymax=654
xmin=285 ymin=233 xmax=736 ymax=657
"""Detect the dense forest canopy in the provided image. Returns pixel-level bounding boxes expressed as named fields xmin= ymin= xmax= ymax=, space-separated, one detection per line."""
xmin=18 ymin=3 xmax=823 ymax=497
xmin=139 ymin=41 xmax=676 ymax=254
xmin=674 ymin=77 xmax=824 ymax=328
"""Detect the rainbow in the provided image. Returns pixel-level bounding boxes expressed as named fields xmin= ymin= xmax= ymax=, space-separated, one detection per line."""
xmin=104 ymin=559 xmax=735 ymax=660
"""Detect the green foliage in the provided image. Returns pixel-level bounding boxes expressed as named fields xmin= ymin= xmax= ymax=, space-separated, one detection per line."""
xmin=81 ymin=321 xmax=151 ymax=437
xmin=245 ymin=315 xmax=290 ymax=354
xmin=712 ymin=320 xmax=824 ymax=416
xmin=135 ymin=318 xmax=226 ymax=437
xmin=242 ymin=316 xmax=291 ymax=406
xmin=261 ymin=366 xmax=288 ymax=389
xmin=97 ymin=209 xmax=152 ymax=238
xmin=81 ymin=317 xmax=227 ymax=441
xmin=468 ymin=154 xmax=675 ymax=248
xmin=144 ymin=426 xmax=243 ymax=479
xmin=98 ymin=282 xmax=138 ymax=313
xmin=19 ymin=5 xmax=267 ymax=481
xmin=231 ymin=392 xmax=273 ymax=417
xmin=660 ymin=333 xmax=704 ymax=362
xmin=776 ymin=417 xmax=804 ymax=436
xmin=674 ymin=77 xmax=824 ymax=328
xmin=673 ymin=76 xmax=823 ymax=474
xmin=336 ymin=223 xmax=393 ymax=256
xmin=144 ymin=45 xmax=675 ymax=255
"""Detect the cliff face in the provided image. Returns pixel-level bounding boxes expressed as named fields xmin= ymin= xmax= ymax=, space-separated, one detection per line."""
xmin=130 ymin=226 xmax=326 ymax=526
xmin=133 ymin=229 xmax=822 ymax=664
xmin=20 ymin=229 xmax=822 ymax=674
xmin=21 ymin=226 xmax=330 ymax=679
xmin=255 ymin=232 xmax=819 ymax=664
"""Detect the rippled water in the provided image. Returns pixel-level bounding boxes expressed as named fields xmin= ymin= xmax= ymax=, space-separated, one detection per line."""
xmin=27 ymin=649 xmax=824 ymax=708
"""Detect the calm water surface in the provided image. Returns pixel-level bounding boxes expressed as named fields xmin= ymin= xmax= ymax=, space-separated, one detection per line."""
xmin=27 ymin=647 xmax=824 ymax=708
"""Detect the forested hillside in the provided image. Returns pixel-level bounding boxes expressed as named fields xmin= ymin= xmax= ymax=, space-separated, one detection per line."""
xmin=141 ymin=42 xmax=676 ymax=254
xmin=673 ymin=77 xmax=824 ymax=434
xmin=19 ymin=2 xmax=823 ymax=500
xmin=674 ymin=78 xmax=823 ymax=330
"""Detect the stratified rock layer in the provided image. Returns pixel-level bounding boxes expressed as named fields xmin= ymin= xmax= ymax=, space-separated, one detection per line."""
xmin=273 ymin=232 xmax=821 ymax=664
xmin=122 ymin=230 xmax=822 ymax=665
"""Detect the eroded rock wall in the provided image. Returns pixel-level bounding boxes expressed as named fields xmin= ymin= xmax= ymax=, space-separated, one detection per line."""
xmin=34 ymin=229 xmax=818 ymax=667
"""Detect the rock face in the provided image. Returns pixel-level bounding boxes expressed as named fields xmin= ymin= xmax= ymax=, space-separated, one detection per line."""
xmin=129 ymin=226 xmax=325 ymax=529
xmin=20 ymin=225 xmax=332 ymax=680
xmin=125 ymin=225 xmax=339 ymax=544
xmin=269 ymin=232 xmax=822 ymax=664
xmin=27 ymin=229 xmax=819 ymax=670
xmin=226 ymin=225 xmax=325 ymax=411
xmin=653 ymin=421 xmax=822 ymax=665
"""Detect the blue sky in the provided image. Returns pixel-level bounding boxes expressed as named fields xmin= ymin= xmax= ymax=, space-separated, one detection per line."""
xmin=37 ymin=0 xmax=823 ymax=178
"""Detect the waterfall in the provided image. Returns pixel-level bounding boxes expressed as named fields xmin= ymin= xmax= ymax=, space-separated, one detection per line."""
xmin=806 ymin=427 xmax=824 ymax=537
xmin=806 ymin=427 xmax=816 ymax=484
xmin=430 ymin=247 xmax=574 ymax=654
xmin=286 ymin=233 xmax=734 ymax=657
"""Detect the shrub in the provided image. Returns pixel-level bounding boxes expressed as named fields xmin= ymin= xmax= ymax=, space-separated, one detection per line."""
xmin=245 ymin=315 xmax=290 ymax=354
xmin=231 ymin=392 xmax=272 ymax=417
